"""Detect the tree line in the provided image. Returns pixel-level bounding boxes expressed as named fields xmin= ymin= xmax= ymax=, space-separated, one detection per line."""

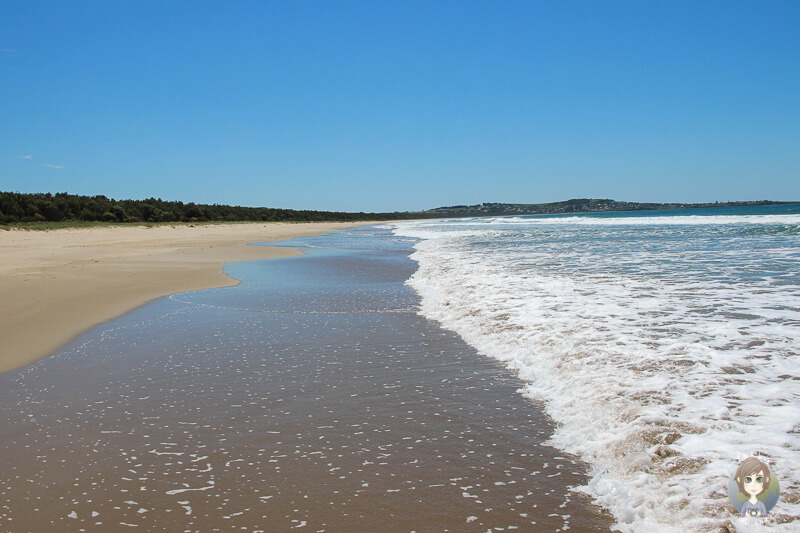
xmin=0 ymin=191 xmax=420 ymax=224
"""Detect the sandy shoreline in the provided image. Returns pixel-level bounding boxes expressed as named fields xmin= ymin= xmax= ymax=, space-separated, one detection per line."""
xmin=0 ymin=222 xmax=374 ymax=374
xmin=0 ymin=224 xmax=611 ymax=532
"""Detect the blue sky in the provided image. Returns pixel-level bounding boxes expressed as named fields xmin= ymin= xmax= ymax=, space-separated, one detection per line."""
xmin=1 ymin=1 xmax=798 ymax=212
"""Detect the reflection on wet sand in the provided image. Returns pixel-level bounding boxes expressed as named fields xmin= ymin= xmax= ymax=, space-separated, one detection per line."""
xmin=0 ymin=228 xmax=612 ymax=532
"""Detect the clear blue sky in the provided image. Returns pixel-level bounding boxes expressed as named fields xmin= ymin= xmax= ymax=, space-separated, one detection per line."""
xmin=2 ymin=1 xmax=798 ymax=212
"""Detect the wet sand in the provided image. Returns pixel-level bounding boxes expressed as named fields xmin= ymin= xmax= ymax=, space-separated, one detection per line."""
xmin=0 ymin=222 xmax=372 ymax=373
xmin=0 ymin=227 xmax=613 ymax=531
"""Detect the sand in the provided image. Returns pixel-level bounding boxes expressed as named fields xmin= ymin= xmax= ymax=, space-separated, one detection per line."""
xmin=0 ymin=222 xmax=373 ymax=374
xmin=0 ymin=225 xmax=612 ymax=531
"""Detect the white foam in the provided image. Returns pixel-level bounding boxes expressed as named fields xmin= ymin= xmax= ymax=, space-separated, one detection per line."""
xmin=393 ymin=215 xmax=800 ymax=531
xmin=165 ymin=480 xmax=215 ymax=495
xmin=425 ymin=213 xmax=800 ymax=226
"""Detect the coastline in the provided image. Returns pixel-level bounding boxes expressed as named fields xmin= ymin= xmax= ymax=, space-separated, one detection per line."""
xmin=0 ymin=222 xmax=374 ymax=374
xmin=0 ymin=224 xmax=613 ymax=531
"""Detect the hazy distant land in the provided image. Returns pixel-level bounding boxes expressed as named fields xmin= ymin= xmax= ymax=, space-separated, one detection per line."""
xmin=427 ymin=198 xmax=798 ymax=217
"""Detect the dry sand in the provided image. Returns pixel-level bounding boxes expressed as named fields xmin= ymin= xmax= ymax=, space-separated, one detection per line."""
xmin=0 ymin=222 xmax=374 ymax=374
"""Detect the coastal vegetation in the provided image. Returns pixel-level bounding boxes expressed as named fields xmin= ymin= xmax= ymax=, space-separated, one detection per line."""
xmin=0 ymin=190 xmax=792 ymax=227
xmin=0 ymin=191 xmax=413 ymax=225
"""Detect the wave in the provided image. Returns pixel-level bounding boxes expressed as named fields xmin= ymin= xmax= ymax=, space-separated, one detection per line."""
xmin=424 ymin=214 xmax=800 ymax=226
xmin=392 ymin=218 xmax=800 ymax=532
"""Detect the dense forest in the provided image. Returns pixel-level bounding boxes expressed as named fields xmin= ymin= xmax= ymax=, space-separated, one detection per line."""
xmin=0 ymin=191 xmax=419 ymax=224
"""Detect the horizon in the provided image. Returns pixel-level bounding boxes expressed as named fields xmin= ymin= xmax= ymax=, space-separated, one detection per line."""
xmin=2 ymin=1 xmax=799 ymax=211
xmin=3 ymin=189 xmax=796 ymax=216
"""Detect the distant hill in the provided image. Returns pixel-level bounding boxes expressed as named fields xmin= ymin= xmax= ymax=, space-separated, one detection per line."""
xmin=0 ymin=190 xmax=792 ymax=225
xmin=424 ymin=198 xmax=792 ymax=217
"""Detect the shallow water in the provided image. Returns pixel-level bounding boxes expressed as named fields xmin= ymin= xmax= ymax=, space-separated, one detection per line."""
xmin=0 ymin=226 xmax=611 ymax=532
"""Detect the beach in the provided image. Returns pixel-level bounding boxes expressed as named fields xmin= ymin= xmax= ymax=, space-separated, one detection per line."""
xmin=3 ymin=208 xmax=797 ymax=531
xmin=0 ymin=225 xmax=612 ymax=531
xmin=0 ymin=222 xmax=371 ymax=374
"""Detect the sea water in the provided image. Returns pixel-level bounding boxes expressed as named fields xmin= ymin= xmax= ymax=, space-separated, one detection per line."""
xmin=392 ymin=204 xmax=800 ymax=532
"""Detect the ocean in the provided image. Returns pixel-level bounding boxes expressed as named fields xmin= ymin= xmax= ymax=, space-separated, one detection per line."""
xmin=391 ymin=203 xmax=800 ymax=532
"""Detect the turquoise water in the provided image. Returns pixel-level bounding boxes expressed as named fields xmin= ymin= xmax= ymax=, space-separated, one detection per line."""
xmin=393 ymin=203 xmax=800 ymax=532
xmin=526 ymin=202 xmax=800 ymax=219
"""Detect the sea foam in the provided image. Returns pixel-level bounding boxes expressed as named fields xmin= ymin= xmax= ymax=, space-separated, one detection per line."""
xmin=393 ymin=213 xmax=800 ymax=532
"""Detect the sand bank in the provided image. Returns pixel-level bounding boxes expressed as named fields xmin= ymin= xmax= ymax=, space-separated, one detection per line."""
xmin=0 ymin=222 xmax=373 ymax=373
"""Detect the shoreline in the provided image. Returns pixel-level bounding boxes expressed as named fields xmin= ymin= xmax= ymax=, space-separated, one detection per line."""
xmin=0 ymin=223 xmax=613 ymax=531
xmin=0 ymin=222 xmax=376 ymax=374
